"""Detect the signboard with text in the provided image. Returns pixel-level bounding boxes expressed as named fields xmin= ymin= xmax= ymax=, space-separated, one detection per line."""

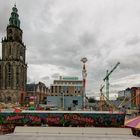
xmin=0 ymin=112 xmax=125 ymax=127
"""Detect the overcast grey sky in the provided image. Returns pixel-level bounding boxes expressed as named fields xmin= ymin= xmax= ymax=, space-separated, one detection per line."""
xmin=0 ymin=0 xmax=140 ymax=99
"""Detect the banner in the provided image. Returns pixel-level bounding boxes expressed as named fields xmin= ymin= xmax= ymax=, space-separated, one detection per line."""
xmin=0 ymin=112 xmax=125 ymax=127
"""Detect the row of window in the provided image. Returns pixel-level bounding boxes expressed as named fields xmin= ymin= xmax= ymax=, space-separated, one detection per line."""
xmin=4 ymin=46 xmax=24 ymax=60
xmin=0 ymin=64 xmax=25 ymax=88
xmin=50 ymin=86 xmax=82 ymax=94
xmin=54 ymin=81 xmax=82 ymax=85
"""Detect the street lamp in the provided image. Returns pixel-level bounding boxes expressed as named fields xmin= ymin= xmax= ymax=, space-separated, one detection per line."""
xmin=60 ymin=89 xmax=64 ymax=110
xmin=81 ymin=57 xmax=88 ymax=110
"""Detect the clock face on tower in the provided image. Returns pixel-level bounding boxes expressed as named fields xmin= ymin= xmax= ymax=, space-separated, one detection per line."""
xmin=20 ymin=55 xmax=23 ymax=61
xmin=81 ymin=57 xmax=87 ymax=63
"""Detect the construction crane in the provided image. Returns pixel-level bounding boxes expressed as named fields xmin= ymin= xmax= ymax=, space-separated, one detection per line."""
xmin=103 ymin=62 xmax=120 ymax=100
xmin=101 ymin=91 xmax=120 ymax=111
xmin=99 ymin=85 xmax=122 ymax=111
xmin=100 ymin=85 xmax=105 ymax=95
xmin=99 ymin=84 xmax=117 ymax=111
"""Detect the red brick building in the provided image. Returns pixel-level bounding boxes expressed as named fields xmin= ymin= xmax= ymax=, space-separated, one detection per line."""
xmin=26 ymin=82 xmax=48 ymax=106
xmin=131 ymin=87 xmax=140 ymax=109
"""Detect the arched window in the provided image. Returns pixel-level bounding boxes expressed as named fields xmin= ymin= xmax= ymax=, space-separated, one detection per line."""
xmin=8 ymin=63 xmax=11 ymax=87
xmin=0 ymin=93 xmax=2 ymax=102
xmin=7 ymin=96 xmax=11 ymax=102
xmin=21 ymin=66 xmax=24 ymax=89
xmin=9 ymin=36 xmax=13 ymax=40
xmin=16 ymin=67 xmax=19 ymax=87
xmin=5 ymin=63 xmax=12 ymax=88
xmin=8 ymin=46 xmax=12 ymax=56
xmin=9 ymin=29 xmax=12 ymax=34
xmin=17 ymin=48 xmax=19 ymax=58
xmin=8 ymin=29 xmax=12 ymax=34
xmin=15 ymin=20 xmax=17 ymax=25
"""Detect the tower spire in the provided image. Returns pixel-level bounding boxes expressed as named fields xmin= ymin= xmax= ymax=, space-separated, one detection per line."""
xmin=9 ymin=4 xmax=20 ymax=28
xmin=14 ymin=2 xmax=16 ymax=8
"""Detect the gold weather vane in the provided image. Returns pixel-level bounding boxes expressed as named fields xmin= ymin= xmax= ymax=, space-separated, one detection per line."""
xmin=14 ymin=2 xmax=16 ymax=7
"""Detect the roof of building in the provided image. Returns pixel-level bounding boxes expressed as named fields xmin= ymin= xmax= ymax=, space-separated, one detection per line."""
xmin=9 ymin=5 xmax=20 ymax=28
xmin=26 ymin=82 xmax=47 ymax=92
xmin=26 ymin=84 xmax=35 ymax=91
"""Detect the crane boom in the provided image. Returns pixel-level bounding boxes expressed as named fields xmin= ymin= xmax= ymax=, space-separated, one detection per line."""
xmin=103 ymin=62 xmax=120 ymax=81
xmin=103 ymin=62 xmax=120 ymax=100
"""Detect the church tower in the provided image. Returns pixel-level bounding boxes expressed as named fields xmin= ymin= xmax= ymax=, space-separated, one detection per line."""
xmin=0 ymin=5 xmax=27 ymax=104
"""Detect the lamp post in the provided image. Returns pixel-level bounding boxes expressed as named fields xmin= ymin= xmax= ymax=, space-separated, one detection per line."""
xmin=60 ymin=89 xmax=64 ymax=110
xmin=81 ymin=57 xmax=88 ymax=110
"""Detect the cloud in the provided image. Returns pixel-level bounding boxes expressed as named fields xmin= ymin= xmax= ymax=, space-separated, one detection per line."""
xmin=51 ymin=73 xmax=60 ymax=79
xmin=27 ymin=76 xmax=32 ymax=84
xmin=41 ymin=76 xmax=50 ymax=81
xmin=0 ymin=0 xmax=140 ymax=97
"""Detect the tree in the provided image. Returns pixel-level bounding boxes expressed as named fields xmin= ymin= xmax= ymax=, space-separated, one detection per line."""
xmin=88 ymin=97 xmax=96 ymax=103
